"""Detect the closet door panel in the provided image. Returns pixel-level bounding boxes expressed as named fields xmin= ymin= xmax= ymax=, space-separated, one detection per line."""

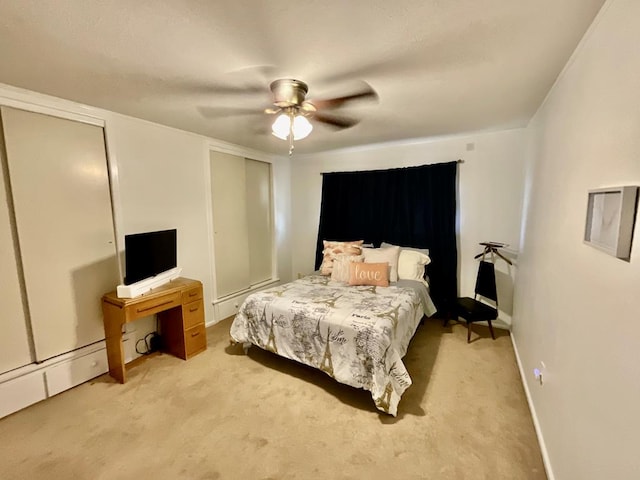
xmin=245 ymin=159 xmax=272 ymax=285
xmin=2 ymin=107 xmax=118 ymax=362
xmin=0 ymin=149 xmax=32 ymax=373
xmin=210 ymin=151 xmax=250 ymax=298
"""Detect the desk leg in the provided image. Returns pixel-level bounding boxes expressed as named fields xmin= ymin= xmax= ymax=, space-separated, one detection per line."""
xmin=102 ymin=302 xmax=126 ymax=384
xmin=106 ymin=330 xmax=125 ymax=383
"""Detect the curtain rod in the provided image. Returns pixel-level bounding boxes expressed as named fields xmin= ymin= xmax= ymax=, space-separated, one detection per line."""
xmin=319 ymin=159 xmax=464 ymax=175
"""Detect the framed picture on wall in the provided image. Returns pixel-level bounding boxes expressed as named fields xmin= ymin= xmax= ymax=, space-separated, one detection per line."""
xmin=584 ymin=186 xmax=639 ymax=261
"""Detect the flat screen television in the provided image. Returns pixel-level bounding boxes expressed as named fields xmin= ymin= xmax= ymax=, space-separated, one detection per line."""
xmin=124 ymin=229 xmax=177 ymax=285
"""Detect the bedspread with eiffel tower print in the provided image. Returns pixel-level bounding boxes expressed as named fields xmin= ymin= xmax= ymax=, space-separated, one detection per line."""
xmin=230 ymin=275 xmax=437 ymax=416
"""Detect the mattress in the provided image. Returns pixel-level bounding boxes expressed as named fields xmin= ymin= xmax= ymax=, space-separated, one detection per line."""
xmin=230 ymin=274 xmax=436 ymax=415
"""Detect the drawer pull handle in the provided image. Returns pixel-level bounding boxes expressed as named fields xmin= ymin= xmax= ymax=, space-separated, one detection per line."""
xmin=189 ymin=306 xmax=199 ymax=312
xmin=188 ymin=291 xmax=198 ymax=297
xmin=137 ymin=300 xmax=173 ymax=313
xmin=191 ymin=331 xmax=200 ymax=337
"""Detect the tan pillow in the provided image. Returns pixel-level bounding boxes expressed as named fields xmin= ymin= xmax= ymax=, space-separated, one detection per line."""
xmin=331 ymin=254 xmax=364 ymax=282
xmin=319 ymin=240 xmax=364 ymax=275
xmin=348 ymin=262 xmax=389 ymax=287
xmin=361 ymin=246 xmax=401 ymax=282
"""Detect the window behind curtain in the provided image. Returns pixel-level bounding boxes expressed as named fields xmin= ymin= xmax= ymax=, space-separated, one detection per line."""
xmin=210 ymin=151 xmax=273 ymax=298
xmin=315 ymin=162 xmax=458 ymax=312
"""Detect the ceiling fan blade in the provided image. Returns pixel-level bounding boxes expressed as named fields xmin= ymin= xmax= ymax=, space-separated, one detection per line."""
xmin=232 ymin=65 xmax=279 ymax=84
xmin=309 ymin=83 xmax=378 ymax=110
xmin=166 ymin=69 xmax=273 ymax=97
xmin=313 ymin=112 xmax=360 ymax=130
xmin=182 ymin=82 xmax=266 ymax=96
xmin=197 ymin=65 xmax=278 ymax=95
xmin=197 ymin=106 xmax=265 ymax=118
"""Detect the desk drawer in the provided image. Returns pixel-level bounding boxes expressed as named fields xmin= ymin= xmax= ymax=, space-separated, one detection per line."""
xmin=183 ymin=299 xmax=205 ymax=330
xmin=128 ymin=292 xmax=181 ymax=321
xmin=184 ymin=324 xmax=207 ymax=358
xmin=182 ymin=285 xmax=203 ymax=304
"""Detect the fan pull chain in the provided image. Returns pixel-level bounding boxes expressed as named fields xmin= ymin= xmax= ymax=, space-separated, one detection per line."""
xmin=288 ymin=111 xmax=295 ymax=156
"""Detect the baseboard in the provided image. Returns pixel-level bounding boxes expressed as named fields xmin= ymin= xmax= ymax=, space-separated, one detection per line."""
xmin=451 ymin=319 xmax=510 ymax=330
xmin=510 ymin=333 xmax=555 ymax=480
xmin=205 ymin=314 xmax=234 ymax=328
xmin=211 ymin=279 xmax=281 ymax=323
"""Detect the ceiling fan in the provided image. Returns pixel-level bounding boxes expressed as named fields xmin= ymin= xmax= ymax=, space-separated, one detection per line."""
xmin=199 ymin=77 xmax=378 ymax=155
xmin=267 ymin=78 xmax=377 ymax=127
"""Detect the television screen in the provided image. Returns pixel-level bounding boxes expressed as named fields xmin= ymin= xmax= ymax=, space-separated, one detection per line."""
xmin=124 ymin=229 xmax=177 ymax=285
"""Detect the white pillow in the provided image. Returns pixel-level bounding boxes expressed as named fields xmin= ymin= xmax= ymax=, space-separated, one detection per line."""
xmin=361 ymin=246 xmax=401 ymax=282
xmin=380 ymin=241 xmax=429 ymax=257
xmin=331 ymin=254 xmax=364 ymax=283
xmin=397 ymin=249 xmax=431 ymax=282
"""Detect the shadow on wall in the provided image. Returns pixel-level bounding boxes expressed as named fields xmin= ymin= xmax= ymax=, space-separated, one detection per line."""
xmin=495 ymin=268 xmax=514 ymax=316
xmin=488 ymin=249 xmax=517 ymax=317
xmin=71 ymin=254 xmax=120 ymax=349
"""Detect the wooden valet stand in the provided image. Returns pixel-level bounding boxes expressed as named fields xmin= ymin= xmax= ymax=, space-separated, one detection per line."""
xmin=474 ymin=241 xmax=512 ymax=265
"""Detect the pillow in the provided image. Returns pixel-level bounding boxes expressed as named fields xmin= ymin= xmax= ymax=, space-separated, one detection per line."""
xmin=397 ymin=249 xmax=431 ymax=282
xmin=380 ymin=241 xmax=429 ymax=257
xmin=331 ymin=254 xmax=364 ymax=283
xmin=361 ymin=246 xmax=400 ymax=282
xmin=348 ymin=262 xmax=389 ymax=287
xmin=319 ymin=240 xmax=364 ymax=276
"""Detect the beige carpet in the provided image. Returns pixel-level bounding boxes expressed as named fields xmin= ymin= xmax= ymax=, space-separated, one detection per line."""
xmin=0 ymin=317 xmax=546 ymax=480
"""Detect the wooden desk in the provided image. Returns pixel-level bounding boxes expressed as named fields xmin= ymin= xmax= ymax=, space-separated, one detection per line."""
xmin=101 ymin=277 xmax=206 ymax=383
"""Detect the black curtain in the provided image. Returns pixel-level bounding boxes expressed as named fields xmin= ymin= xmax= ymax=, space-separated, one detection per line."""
xmin=315 ymin=162 xmax=458 ymax=312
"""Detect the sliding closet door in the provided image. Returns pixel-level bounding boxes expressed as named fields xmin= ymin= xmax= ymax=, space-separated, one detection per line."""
xmin=210 ymin=151 xmax=250 ymax=297
xmin=1 ymin=107 xmax=119 ymax=362
xmin=245 ymin=158 xmax=272 ymax=285
xmin=0 ymin=147 xmax=32 ymax=373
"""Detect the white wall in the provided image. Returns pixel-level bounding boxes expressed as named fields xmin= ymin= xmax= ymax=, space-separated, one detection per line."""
xmin=107 ymin=116 xmax=214 ymax=339
xmin=0 ymin=83 xmax=292 ymax=335
xmin=513 ymin=1 xmax=640 ymax=478
xmin=108 ymin=121 xmax=291 ymax=329
xmin=0 ymin=81 xmax=292 ymax=416
xmin=291 ymin=129 xmax=526 ymax=326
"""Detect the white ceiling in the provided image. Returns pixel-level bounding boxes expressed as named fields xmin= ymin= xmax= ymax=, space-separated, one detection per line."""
xmin=0 ymin=0 xmax=605 ymax=155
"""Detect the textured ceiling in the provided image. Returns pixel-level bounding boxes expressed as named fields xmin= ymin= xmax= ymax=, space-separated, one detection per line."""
xmin=0 ymin=0 xmax=605 ymax=155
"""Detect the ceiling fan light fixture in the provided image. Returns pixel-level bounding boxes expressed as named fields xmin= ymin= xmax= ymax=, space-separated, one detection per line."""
xmin=271 ymin=112 xmax=313 ymax=141
xmin=271 ymin=113 xmax=291 ymax=140
xmin=292 ymin=115 xmax=312 ymax=140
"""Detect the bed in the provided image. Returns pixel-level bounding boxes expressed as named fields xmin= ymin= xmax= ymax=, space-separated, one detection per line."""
xmin=230 ymin=273 xmax=437 ymax=416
